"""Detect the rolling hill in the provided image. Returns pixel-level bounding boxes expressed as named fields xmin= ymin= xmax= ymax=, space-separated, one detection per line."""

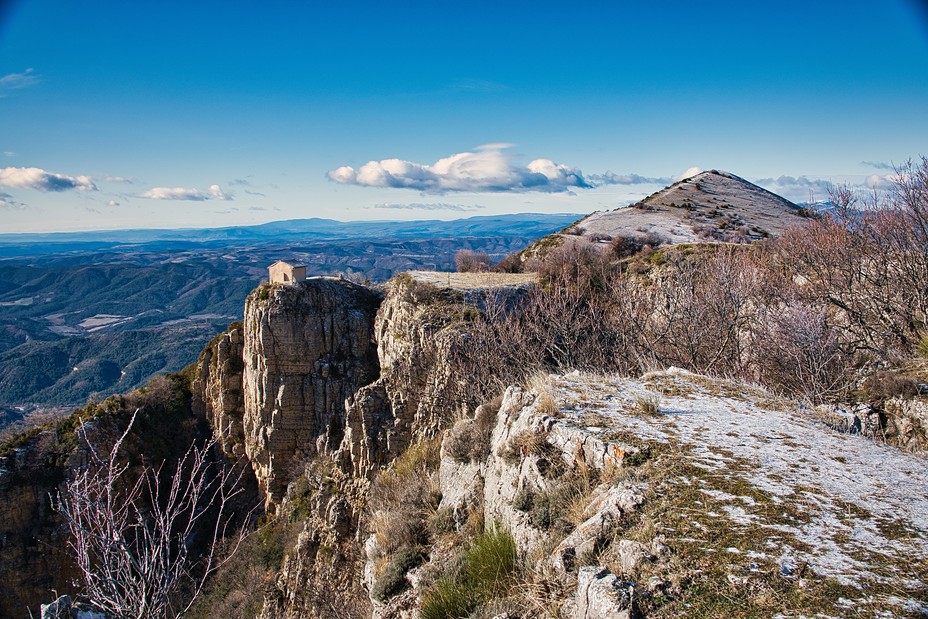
xmin=570 ymin=169 xmax=808 ymax=245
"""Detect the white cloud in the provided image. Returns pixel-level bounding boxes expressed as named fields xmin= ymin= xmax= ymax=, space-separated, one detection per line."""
xmin=3 ymin=151 xmax=14 ymax=157
xmin=0 ymin=166 xmax=96 ymax=191
xmin=751 ymin=173 xmax=905 ymax=203
xmin=103 ymin=175 xmax=134 ymax=184
xmin=138 ymin=184 xmax=232 ymax=201
xmin=676 ymin=166 xmax=703 ymax=181
xmin=861 ymin=160 xmax=894 ymax=171
xmin=0 ymin=69 xmax=39 ymax=97
xmin=327 ymin=144 xmax=591 ymax=194
xmin=0 ymin=192 xmax=27 ymax=210
xmin=208 ymin=184 xmax=230 ymax=200
xmin=372 ymin=202 xmax=485 ymax=212
xmin=865 ymin=174 xmax=898 ymax=190
xmin=105 ymin=200 xmax=120 ymax=207
xmin=753 ymin=175 xmax=835 ymax=202
xmin=588 ymin=171 xmax=673 ymax=185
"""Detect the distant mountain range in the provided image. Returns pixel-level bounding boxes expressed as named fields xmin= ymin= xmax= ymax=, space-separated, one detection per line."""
xmin=0 ymin=213 xmax=583 ymax=257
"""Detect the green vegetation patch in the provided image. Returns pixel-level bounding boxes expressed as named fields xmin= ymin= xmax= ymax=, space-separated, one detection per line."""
xmin=419 ymin=526 xmax=518 ymax=619
xmin=371 ymin=545 xmax=424 ymax=602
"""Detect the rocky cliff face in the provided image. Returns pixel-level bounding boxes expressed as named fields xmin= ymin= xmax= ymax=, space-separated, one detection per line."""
xmin=242 ymin=278 xmax=382 ymax=510
xmin=192 ymin=322 xmax=246 ymax=457
xmin=216 ymin=273 xmax=533 ymax=617
xmin=0 ymin=430 xmax=79 ymax=619
xmin=339 ymin=277 xmax=462 ymax=477
xmin=340 ymin=272 xmax=535 ymax=478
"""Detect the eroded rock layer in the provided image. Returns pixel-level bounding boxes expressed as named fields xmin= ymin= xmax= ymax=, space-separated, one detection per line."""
xmin=242 ymin=278 xmax=382 ymax=509
xmin=192 ymin=323 xmax=246 ymax=456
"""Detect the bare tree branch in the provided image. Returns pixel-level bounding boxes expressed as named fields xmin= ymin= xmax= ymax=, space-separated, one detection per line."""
xmin=54 ymin=409 xmax=252 ymax=619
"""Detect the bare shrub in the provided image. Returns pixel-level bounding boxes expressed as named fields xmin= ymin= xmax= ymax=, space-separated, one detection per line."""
xmin=753 ymin=303 xmax=851 ymax=403
xmin=455 ymin=249 xmax=492 ymax=273
xmin=610 ymin=232 xmax=666 ymax=258
xmin=859 ymin=371 xmax=921 ymax=405
xmin=54 ymin=409 xmax=250 ymax=619
xmin=492 ymin=252 xmax=524 ymax=273
xmin=775 ymin=159 xmax=928 ymax=356
xmin=635 ymin=246 xmax=759 ymax=376
xmin=447 ymin=398 xmax=502 ymax=464
xmin=446 ymin=418 xmax=490 ymax=464
xmin=527 ymin=237 xmax=606 ymax=286
xmin=610 ymin=234 xmax=645 ymax=258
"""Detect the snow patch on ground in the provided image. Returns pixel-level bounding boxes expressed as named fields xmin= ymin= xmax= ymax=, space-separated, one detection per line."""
xmin=548 ymin=368 xmax=928 ymax=593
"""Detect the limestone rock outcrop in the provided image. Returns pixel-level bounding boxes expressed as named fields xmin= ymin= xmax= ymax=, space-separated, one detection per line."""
xmin=192 ymin=322 xmax=246 ymax=456
xmin=243 ymin=278 xmax=382 ymax=509
xmin=341 ymin=273 xmax=534 ymax=478
xmin=340 ymin=278 xmax=460 ymax=477
xmin=572 ymin=567 xmax=638 ymax=619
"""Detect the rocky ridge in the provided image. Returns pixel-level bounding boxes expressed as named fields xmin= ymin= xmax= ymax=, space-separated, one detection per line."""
xmin=5 ymin=260 xmax=928 ymax=618
xmin=366 ymin=369 xmax=928 ymax=617
xmin=532 ymin=170 xmax=808 ymax=256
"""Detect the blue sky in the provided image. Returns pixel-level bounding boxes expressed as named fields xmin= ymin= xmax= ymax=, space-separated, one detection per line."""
xmin=0 ymin=0 xmax=926 ymax=233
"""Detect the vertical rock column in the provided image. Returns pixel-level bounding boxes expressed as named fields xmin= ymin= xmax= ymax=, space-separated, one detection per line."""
xmin=242 ymin=279 xmax=381 ymax=510
xmin=192 ymin=324 xmax=246 ymax=456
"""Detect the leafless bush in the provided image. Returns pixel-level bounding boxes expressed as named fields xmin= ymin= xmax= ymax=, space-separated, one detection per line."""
xmin=610 ymin=232 xmax=666 ymax=258
xmin=55 ymin=409 xmax=250 ymax=619
xmin=610 ymin=234 xmax=645 ymax=258
xmin=455 ymin=249 xmax=492 ymax=273
xmin=492 ymin=253 xmax=524 ymax=273
xmin=527 ymin=237 xmax=608 ymax=287
xmin=753 ymin=303 xmax=851 ymax=403
xmin=445 ymin=418 xmax=488 ymax=463
xmin=775 ymin=158 xmax=928 ymax=356
xmin=633 ymin=246 xmax=759 ymax=376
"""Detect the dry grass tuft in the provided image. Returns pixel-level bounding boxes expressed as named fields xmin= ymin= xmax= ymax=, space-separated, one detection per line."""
xmin=634 ymin=391 xmax=662 ymax=416
xmin=369 ymin=438 xmax=442 ymax=555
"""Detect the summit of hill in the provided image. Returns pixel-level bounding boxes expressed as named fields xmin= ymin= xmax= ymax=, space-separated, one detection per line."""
xmin=571 ymin=169 xmax=807 ymax=245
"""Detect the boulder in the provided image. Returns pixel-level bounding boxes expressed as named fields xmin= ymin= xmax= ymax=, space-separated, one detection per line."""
xmin=574 ymin=567 xmax=639 ymax=619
